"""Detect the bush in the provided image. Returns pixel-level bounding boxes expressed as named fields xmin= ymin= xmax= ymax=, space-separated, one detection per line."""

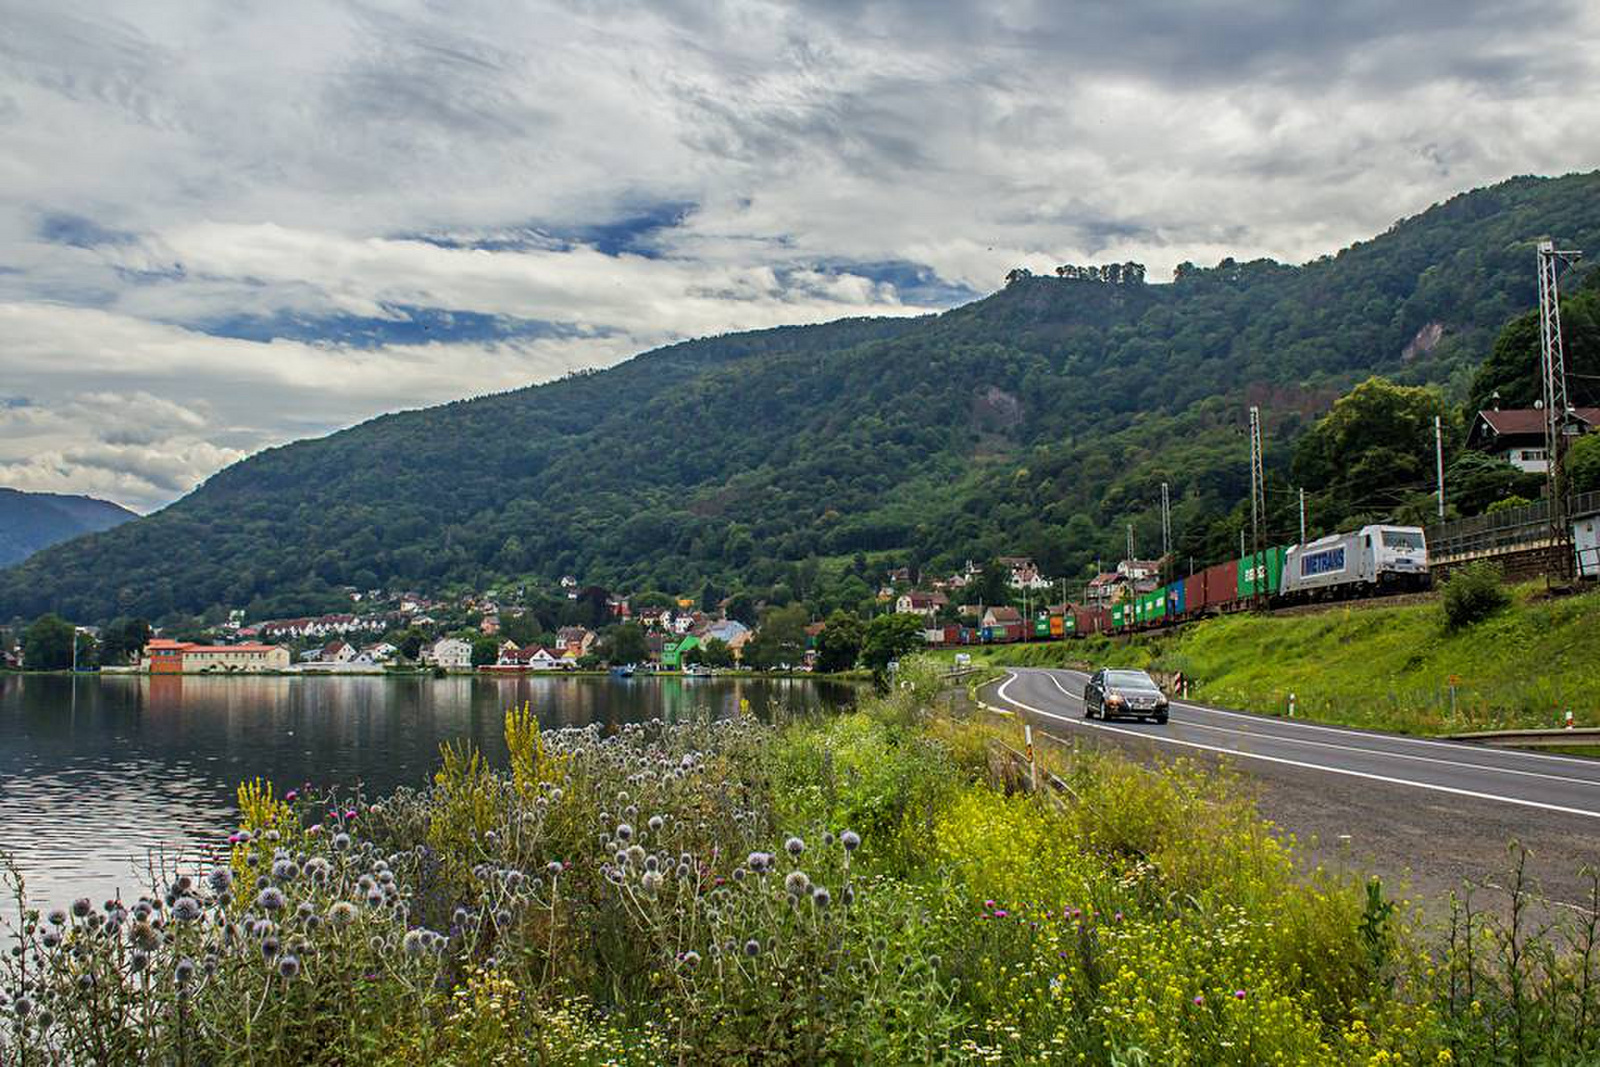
xmin=1440 ymin=561 xmax=1510 ymax=630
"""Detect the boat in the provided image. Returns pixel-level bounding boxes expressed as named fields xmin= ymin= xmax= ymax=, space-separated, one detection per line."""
xmin=609 ymin=664 xmax=635 ymax=678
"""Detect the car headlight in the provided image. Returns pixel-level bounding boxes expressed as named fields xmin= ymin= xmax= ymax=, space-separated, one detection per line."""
xmin=1106 ymin=694 xmax=1124 ymax=705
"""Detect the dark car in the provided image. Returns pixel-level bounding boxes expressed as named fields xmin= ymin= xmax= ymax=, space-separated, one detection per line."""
xmin=1083 ymin=668 xmax=1169 ymax=723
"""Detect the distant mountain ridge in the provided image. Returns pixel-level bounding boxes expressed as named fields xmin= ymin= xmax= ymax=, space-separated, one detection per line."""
xmin=0 ymin=488 xmax=136 ymax=567
xmin=3 ymin=171 xmax=1600 ymax=624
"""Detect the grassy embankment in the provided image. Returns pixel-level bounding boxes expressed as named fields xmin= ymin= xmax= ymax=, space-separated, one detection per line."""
xmin=5 ymin=659 xmax=1597 ymax=1064
xmin=939 ymin=583 xmax=1600 ymax=736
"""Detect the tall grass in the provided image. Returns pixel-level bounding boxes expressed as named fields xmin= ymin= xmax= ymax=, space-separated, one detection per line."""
xmin=3 ymin=674 xmax=1595 ymax=1062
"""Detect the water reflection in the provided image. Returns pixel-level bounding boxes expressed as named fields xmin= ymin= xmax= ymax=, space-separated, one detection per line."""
xmin=0 ymin=673 xmax=856 ymax=908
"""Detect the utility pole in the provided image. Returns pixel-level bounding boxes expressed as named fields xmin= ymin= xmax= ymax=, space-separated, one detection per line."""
xmin=1160 ymin=481 xmax=1172 ymax=566
xmin=1538 ymin=239 xmax=1583 ymax=584
xmin=1126 ymin=524 xmax=1134 ymax=564
xmin=1298 ymin=487 xmax=1307 ymax=544
xmin=1248 ymin=405 xmax=1266 ymax=608
xmin=1434 ymin=415 xmax=1446 ymax=520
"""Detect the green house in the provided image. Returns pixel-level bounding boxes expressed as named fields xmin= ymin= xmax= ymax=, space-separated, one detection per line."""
xmin=661 ymin=635 xmax=700 ymax=670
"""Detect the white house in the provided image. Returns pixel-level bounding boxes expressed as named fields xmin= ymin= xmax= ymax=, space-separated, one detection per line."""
xmin=895 ymin=591 xmax=948 ymax=619
xmin=998 ymin=556 xmax=1053 ymax=591
xmin=425 ymin=637 xmax=473 ymax=670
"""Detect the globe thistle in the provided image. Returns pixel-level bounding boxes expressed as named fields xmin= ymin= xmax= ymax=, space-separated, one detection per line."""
xmin=47 ymin=909 xmax=67 ymax=926
xmin=331 ymin=833 xmax=351 ymax=851
xmin=130 ymin=950 xmax=150 ymax=973
xmin=840 ymin=830 xmax=860 ymax=852
xmin=171 ymin=897 xmax=203 ymax=923
xmin=784 ymin=871 xmax=811 ymax=897
xmin=131 ymin=921 xmax=163 ymax=952
xmin=732 ymin=868 xmax=747 ymax=882
xmin=784 ymin=836 xmax=805 ymax=857
xmin=615 ymin=850 xmax=630 ymax=866
xmin=256 ymin=888 xmax=286 ymax=912
xmin=744 ymin=938 xmax=761 ymax=957
xmin=675 ymin=864 xmax=690 ymax=880
xmin=260 ymin=936 xmax=281 ymax=960
xmin=546 ymin=860 xmax=563 ymax=876
xmin=77 ymin=973 xmax=95 ymax=992
xmin=305 ymin=858 xmax=331 ymax=883
xmin=402 ymin=929 xmax=428 ymax=958
xmin=647 ymin=815 xmax=664 ymax=833
xmin=842 ymin=885 xmax=856 ymax=907
xmin=207 ymin=868 xmax=233 ymax=895
xmin=641 ymin=871 xmax=664 ymax=895
xmin=264 ymin=830 xmax=280 ymax=843
xmin=12 ymin=994 xmax=32 ymax=1018
xmin=615 ymin=823 xmax=633 ymax=842
xmin=644 ymin=855 xmax=660 ymax=873
xmin=503 ymin=870 xmax=525 ymax=891
xmin=71 ymin=898 xmax=92 ymax=919
xmin=494 ymin=909 xmax=513 ymax=929
xmin=175 ymin=958 xmax=196 ymax=985
xmin=40 ymin=931 xmax=59 ymax=949
xmin=329 ymin=900 xmax=359 ymax=927
xmin=627 ymin=845 xmax=646 ymax=865
xmin=812 ymin=887 xmax=832 ymax=910
xmin=365 ymin=890 xmax=384 ymax=908
xmin=278 ymin=955 xmax=301 ymax=979
xmin=747 ymin=852 xmax=769 ymax=873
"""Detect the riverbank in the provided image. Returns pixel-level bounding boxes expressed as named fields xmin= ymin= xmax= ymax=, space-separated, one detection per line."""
xmin=936 ymin=582 xmax=1600 ymax=736
xmin=4 ymin=660 xmax=1594 ymax=1064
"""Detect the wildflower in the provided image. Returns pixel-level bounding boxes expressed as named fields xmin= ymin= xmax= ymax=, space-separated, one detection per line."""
xmin=261 ymin=936 xmax=281 ymax=960
xmin=785 ymin=836 xmax=805 ymax=857
xmin=732 ymin=868 xmax=747 ymax=882
xmin=1234 ymin=990 xmax=1246 ymax=1000
xmin=285 ymin=790 xmax=298 ymax=802
xmin=812 ymin=887 xmax=832 ymax=909
xmin=402 ymin=930 xmax=429 ymax=958
xmin=784 ymin=871 xmax=811 ymax=897
xmin=840 ymin=830 xmax=860 ymax=852
xmin=1193 ymin=994 xmax=1204 ymax=1006
xmin=495 ymin=909 xmax=513 ymax=929
xmin=71 ymin=897 xmax=92 ymax=919
xmin=648 ymin=815 xmax=664 ymax=832
xmin=744 ymin=938 xmax=761 ymax=956
xmin=12 ymin=995 xmax=32 ymax=1017
xmin=131 ymin=921 xmax=162 ymax=952
xmin=278 ymin=955 xmax=301 ymax=979
xmin=171 ymin=897 xmax=203 ymax=923
xmin=130 ymin=950 xmax=150 ymax=973
xmin=616 ymin=823 xmax=634 ymax=842
xmin=546 ymin=860 xmax=563 ymax=876
xmin=641 ymin=871 xmax=664 ymax=895
xmin=645 ymin=855 xmax=660 ymax=872
xmin=675 ymin=864 xmax=690 ymax=880
xmin=77 ymin=973 xmax=95 ymax=992
xmin=257 ymin=887 xmax=287 ymax=912
xmin=332 ymin=833 xmax=352 ymax=851
xmin=207 ymin=868 xmax=233 ymax=895
xmin=175 ymin=958 xmax=196 ymax=985
xmin=329 ymin=901 xmax=359 ymax=927
xmin=47 ymin=908 xmax=67 ymax=926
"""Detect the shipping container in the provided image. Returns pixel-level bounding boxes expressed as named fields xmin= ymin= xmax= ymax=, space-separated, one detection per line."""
xmin=1111 ymin=604 xmax=1127 ymax=629
xmin=1192 ymin=559 xmax=1237 ymax=611
xmin=1236 ymin=545 xmax=1287 ymax=599
xmin=1050 ymin=614 xmax=1066 ymax=637
xmin=1167 ymin=579 xmax=1187 ymax=617
xmin=1034 ymin=613 xmax=1051 ymax=638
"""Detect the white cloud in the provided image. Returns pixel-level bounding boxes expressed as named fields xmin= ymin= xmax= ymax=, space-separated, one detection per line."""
xmin=1 ymin=0 xmax=1598 ymax=509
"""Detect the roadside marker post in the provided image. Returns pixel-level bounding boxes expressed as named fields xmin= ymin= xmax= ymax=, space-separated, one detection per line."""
xmin=1566 ymin=710 xmax=1575 ymax=730
xmin=1288 ymin=692 xmax=1297 ymax=718
xmin=1024 ymin=724 xmax=1038 ymax=793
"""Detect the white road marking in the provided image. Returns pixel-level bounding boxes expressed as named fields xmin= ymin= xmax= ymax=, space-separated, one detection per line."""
xmin=993 ymin=673 xmax=1600 ymax=820
xmin=1047 ymin=666 xmax=1600 ymax=771
xmin=1038 ymin=673 xmax=1600 ymax=789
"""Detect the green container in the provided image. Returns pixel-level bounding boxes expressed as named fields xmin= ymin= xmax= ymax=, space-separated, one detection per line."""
xmin=1236 ymin=546 xmax=1286 ymax=598
xmin=1034 ymin=613 xmax=1050 ymax=637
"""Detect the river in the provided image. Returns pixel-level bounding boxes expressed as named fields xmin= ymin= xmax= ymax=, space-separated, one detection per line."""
xmin=0 ymin=673 xmax=858 ymax=909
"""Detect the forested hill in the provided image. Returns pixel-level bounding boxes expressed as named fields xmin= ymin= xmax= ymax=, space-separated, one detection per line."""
xmin=5 ymin=171 xmax=1600 ymax=625
xmin=0 ymin=489 xmax=135 ymax=567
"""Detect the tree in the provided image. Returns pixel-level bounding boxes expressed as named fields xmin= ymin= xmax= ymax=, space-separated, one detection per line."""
xmin=470 ymin=635 xmax=500 ymax=667
xmin=1469 ymin=274 xmax=1600 ymax=412
xmin=723 ymin=592 xmax=759 ymax=627
xmin=1569 ymin=433 xmax=1600 ymax=495
xmin=1292 ymin=377 xmax=1454 ymax=530
xmin=744 ymin=604 xmax=808 ymax=670
xmin=696 ymin=637 xmax=735 ymax=669
xmin=603 ymin=622 xmax=649 ymax=666
xmin=1444 ymin=451 xmax=1545 ymax=517
xmin=395 ymin=628 xmax=427 ymax=661
xmin=813 ymin=610 xmax=865 ymax=673
xmin=98 ymin=617 xmax=151 ymax=666
xmin=24 ymin=614 xmax=76 ymax=670
xmin=860 ymin=612 xmax=925 ymax=673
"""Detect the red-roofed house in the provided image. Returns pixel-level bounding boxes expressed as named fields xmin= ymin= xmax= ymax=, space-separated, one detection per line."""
xmin=141 ymin=639 xmax=290 ymax=674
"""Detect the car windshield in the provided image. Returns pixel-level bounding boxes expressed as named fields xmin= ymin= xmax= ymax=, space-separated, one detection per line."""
xmin=1106 ymin=670 xmax=1160 ymax=691
xmin=1381 ymin=529 xmax=1424 ymax=549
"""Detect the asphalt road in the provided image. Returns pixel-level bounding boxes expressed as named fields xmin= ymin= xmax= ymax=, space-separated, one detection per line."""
xmin=981 ymin=667 xmax=1600 ymax=916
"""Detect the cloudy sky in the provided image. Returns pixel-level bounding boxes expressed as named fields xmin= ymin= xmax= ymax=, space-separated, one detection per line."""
xmin=2 ymin=0 xmax=1598 ymax=511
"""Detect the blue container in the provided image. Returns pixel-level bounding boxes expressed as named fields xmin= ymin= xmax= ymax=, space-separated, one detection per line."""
xmin=1167 ymin=579 xmax=1187 ymax=617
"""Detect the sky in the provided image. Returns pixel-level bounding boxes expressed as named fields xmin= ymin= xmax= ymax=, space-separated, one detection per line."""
xmin=2 ymin=1 xmax=1598 ymax=512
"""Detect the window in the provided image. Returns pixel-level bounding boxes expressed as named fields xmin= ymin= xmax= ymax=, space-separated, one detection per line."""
xmin=1523 ymin=449 xmax=1547 ymax=461
xmin=1381 ymin=530 xmax=1424 ymax=550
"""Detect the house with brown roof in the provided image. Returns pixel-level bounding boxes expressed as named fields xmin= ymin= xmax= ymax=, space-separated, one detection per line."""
xmin=1467 ymin=406 xmax=1600 ymax=474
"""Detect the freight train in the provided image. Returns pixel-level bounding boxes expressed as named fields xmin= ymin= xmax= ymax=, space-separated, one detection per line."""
xmin=987 ymin=523 xmax=1431 ymax=642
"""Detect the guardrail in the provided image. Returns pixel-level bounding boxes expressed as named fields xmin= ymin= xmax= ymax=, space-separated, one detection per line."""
xmin=1426 ymin=489 xmax=1600 ymax=561
xmin=1445 ymin=728 xmax=1600 ymax=749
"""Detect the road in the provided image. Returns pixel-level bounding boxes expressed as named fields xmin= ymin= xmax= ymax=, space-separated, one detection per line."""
xmin=981 ymin=667 xmax=1600 ymax=916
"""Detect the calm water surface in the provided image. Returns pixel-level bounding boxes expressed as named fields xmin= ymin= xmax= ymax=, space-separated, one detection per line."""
xmin=0 ymin=673 xmax=858 ymax=908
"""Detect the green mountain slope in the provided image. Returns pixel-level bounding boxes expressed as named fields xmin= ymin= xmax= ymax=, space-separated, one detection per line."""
xmin=4 ymin=171 xmax=1599 ymax=624
xmin=0 ymin=489 xmax=136 ymax=568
